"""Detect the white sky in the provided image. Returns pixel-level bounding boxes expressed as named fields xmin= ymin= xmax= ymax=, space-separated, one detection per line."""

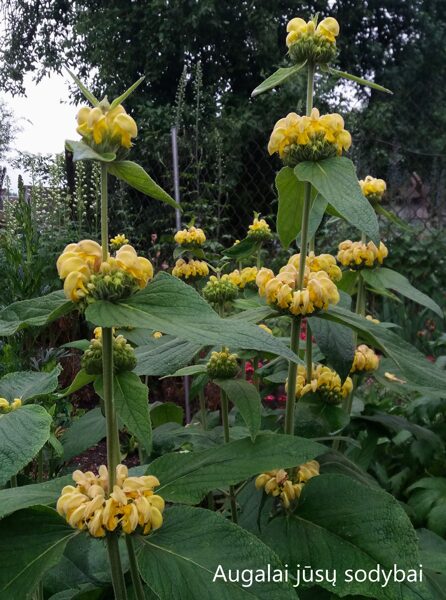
xmin=2 ymin=72 xmax=76 ymax=190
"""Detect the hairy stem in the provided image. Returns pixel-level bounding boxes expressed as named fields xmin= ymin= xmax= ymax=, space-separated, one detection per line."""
xmin=107 ymin=534 xmax=128 ymax=600
xmin=125 ymin=536 xmax=145 ymax=600
xmin=284 ymin=317 xmax=301 ymax=435
xmin=220 ymin=388 xmax=238 ymax=522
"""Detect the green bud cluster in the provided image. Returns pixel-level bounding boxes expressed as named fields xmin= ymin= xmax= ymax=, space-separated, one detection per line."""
xmin=283 ymin=132 xmax=338 ymax=166
xmin=81 ymin=334 xmax=137 ymax=374
xmin=202 ymin=276 xmax=238 ymax=305
xmin=206 ymin=349 xmax=239 ymax=379
xmin=288 ymin=34 xmax=337 ymax=66
xmin=84 ymin=271 xmax=140 ymax=304
xmin=318 ymin=384 xmax=343 ymax=406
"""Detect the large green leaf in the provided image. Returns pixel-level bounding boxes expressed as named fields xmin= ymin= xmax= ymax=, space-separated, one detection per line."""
xmin=61 ymin=407 xmax=106 ymax=462
xmin=108 ymin=160 xmax=178 ymax=208
xmin=295 ymin=399 xmax=349 ymax=438
xmin=328 ymin=67 xmax=393 ymax=94
xmin=150 ymin=402 xmax=184 ymax=429
xmin=0 ymin=475 xmax=72 ymax=519
xmin=311 ymin=317 xmax=355 ymax=380
xmin=375 ymin=203 xmax=413 ymax=231
xmin=0 ymin=366 xmax=61 ymax=401
xmin=57 ymin=369 xmax=96 ymax=399
xmin=261 ymin=474 xmax=429 ymax=599
xmin=65 ymin=140 xmax=116 ymax=162
xmin=214 ymin=378 xmax=261 ymax=441
xmin=0 ymin=405 xmax=52 ymax=485
xmin=135 ymin=337 xmax=202 ymax=377
xmin=251 ymin=62 xmax=307 ymax=97
xmin=0 ymin=290 xmax=73 ymax=337
xmin=65 ymin=68 xmax=100 ymax=106
xmin=305 ymin=194 xmax=328 ymax=242
xmin=320 ymin=306 xmax=446 ymax=391
xmin=110 ymin=76 xmax=145 ymax=109
xmin=86 ymin=273 xmax=299 ymax=363
xmin=0 ymin=506 xmax=78 ymax=600
xmin=223 ymin=236 xmax=260 ymax=259
xmin=295 ymin=157 xmax=380 ymax=243
xmin=95 ymin=372 xmax=152 ymax=455
xmin=136 ymin=505 xmax=296 ymax=600
xmin=361 ymin=267 xmax=443 ymax=317
xmin=147 ymin=432 xmax=324 ymax=504
xmin=276 ymin=166 xmax=305 ymax=248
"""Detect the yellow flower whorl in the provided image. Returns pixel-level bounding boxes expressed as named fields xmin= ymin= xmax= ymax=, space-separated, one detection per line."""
xmin=174 ymin=226 xmax=206 ymax=247
xmin=110 ymin=233 xmax=129 ymax=250
xmin=255 ymin=460 xmax=320 ymax=509
xmin=256 ymin=258 xmax=340 ymax=317
xmin=172 ymin=258 xmax=209 ymax=280
xmin=351 ymin=344 xmax=380 ymax=373
xmin=287 ymin=251 xmax=342 ymax=282
xmin=76 ymin=103 xmax=137 ymax=152
xmin=286 ymin=16 xmax=339 ymax=64
xmin=0 ymin=397 xmax=22 ymax=414
xmin=56 ymin=464 xmax=164 ymax=538
xmin=247 ymin=217 xmax=272 ymax=241
xmin=337 ymin=239 xmax=388 ymax=269
xmin=268 ymin=108 xmax=351 ymax=166
xmin=290 ymin=363 xmax=353 ymax=405
xmin=359 ymin=175 xmax=387 ymax=203
xmin=228 ymin=266 xmax=258 ymax=289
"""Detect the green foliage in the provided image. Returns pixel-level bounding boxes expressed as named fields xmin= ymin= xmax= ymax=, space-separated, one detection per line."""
xmin=214 ymin=379 xmax=262 ymax=441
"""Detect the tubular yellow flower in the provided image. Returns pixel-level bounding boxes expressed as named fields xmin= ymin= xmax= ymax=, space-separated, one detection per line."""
xmin=268 ymin=108 xmax=351 ymax=166
xmin=76 ymin=102 xmax=138 ymax=153
xmin=286 ymin=15 xmax=339 ymax=64
xmin=0 ymin=397 xmax=21 ymax=413
xmin=316 ymin=17 xmax=340 ymax=43
xmin=111 ymin=113 xmax=138 ymax=149
xmin=337 ymin=239 xmax=389 ymax=269
xmin=174 ymin=226 xmax=206 ymax=246
xmin=256 ymin=461 xmax=320 ymax=508
xmin=359 ymin=175 xmax=387 ymax=203
xmin=247 ymin=216 xmax=272 ymax=241
xmin=152 ymin=331 xmax=163 ymax=339
xmin=110 ymin=233 xmax=129 ymax=250
xmin=57 ymin=464 xmax=164 ymax=538
xmin=288 ymin=363 xmax=353 ymax=404
xmin=287 ymin=251 xmax=342 ymax=282
xmin=351 ymin=344 xmax=380 ymax=373
xmin=172 ymin=258 xmax=209 ymax=280
xmin=228 ymin=266 xmax=258 ymax=289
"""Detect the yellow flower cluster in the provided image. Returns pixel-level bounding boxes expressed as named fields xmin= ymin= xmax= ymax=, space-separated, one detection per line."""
xmin=268 ymin=108 xmax=351 ymax=165
xmin=77 ymin=103 xmax=137 ymax=151
xmin=57 ymin=240 xmax=153 ymax=303
xmin=255 ymin=460 xmax=320 ymax=509
xmin=152 ymin=331 xmax=163 ymax=339
xmin=56 ymin=464 xmax=164 ymax=538
xmin=172 ymin=258 xmax=209 ymax=280
xmin=359 ymin=175 xmax=387 ymax=202
xmin=247 ymin=217 xmax=272 ymax=241
xmin=174 ymin=226 xmax=206 ymax=246
xmin=286 ymin=17 xmax=339 ymax=65
xmin=351 ymin=344 xmax=380 ymax=373
xmin=287 ymin=251 xmax=342 ymax=282
xmin=110 ymin=234 xmax=129 ymax=250
xmin=366 ymin=315 xmax=380 ymax=324
xmin=292 ymin=364 xmax=353 ymax=404
xmin=256 ymin=262 xmax=339 ymax=317
xmin=0 ymin=397 xmax=21 ymax=414
xmin=258 ymin=323 xmax=273 ymax=335
xmin=228 ymin=267 xmax=258 ymax=289
xmin=337 ymin=240 xmax=388 ymax=269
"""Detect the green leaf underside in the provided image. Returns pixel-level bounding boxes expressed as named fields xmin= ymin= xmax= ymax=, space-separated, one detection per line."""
xmin=0 ymin=475 xmax=72 ymax=520
xmin=0 ymin=290 xmax=73 ymax=337
xmin=295 ymin=157 xmax=380 ymax=244
xmin=135 ymin=338 xmax=203 ymax=376
xmin=0 ymin=366 xmax=61 ymax=402
xmin=224 ymin=236 xmax=260 ymax=259
xmin=328 ymin=67 xmax=393 ymax=94
xmin=214 ymin=378 xmax=261 ymax=441
xmin=262 ymin=474 xmax=429 ymax=600
xmin=110 ymin=76 xmax=145 ymax=110
xmin=150 ymin=403 xmax=184 ymax=428
xmin=311 ymin=317 xmax=355 ymax=380
xmin=320 ymin=306 xmax=446 ymax=391
xmin=251 ymin=62 xmax=307 ymax=97
xmin=0 ymin=405 xmax=52 ymax=486
xmin=147 ymin=432 xmax=324 ymax=504
xmin=361 ymin=268 xmax=443 ymax=317
xmin=61 ymin=407 xmax=106 ymax=463
xmin=85 ymin=273 xmax=300 ymax=364
xmin=0 ymin=506 xmax=78 ymax=600
xmin=276 ymin=166 xmax=305 ymax=248
xmin=136 ymin=505 xmax=295 ymax=600
xmin=95 ymin=372 xmax=152 ymax=455
xmin=107 ymin=161 xmax=178 ymax=208
xmin=65 ymin=140 xmax=116 ymax=162
xmin=166 ymin=364 xmax=207 ymax=377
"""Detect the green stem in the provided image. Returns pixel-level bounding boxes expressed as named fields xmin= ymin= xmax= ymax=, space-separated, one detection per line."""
xmin=199 ymin=388 xmax=207 ymax=430
xmin=220 ymin=388 xmax=238 ymax=523
xmin=253 ymin=356 xmax=260 ymax=391
xmin=306 ymin=321 xmax=313 ymax=381
xmin=256 ymin=243 xmax=262 ymax=270
xmin=284 ymin=317 xmax=301 ymax=435
xmin=37 ymin=448 xmax=44 ymax=483
xmin=107 ymin=535 xmax=128 ymax=600
xmin=10 ymin=474 xmax=17 ymax=488
xmin=125 ymin=536 xmax=145 ymax=600
xmin=101 ymin=164 xmax=127 ymax=600
xmin=355 ymin=273 xmax=366 ymax=317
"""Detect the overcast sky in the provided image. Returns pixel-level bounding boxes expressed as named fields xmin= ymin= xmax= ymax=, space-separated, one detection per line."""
xmin=2 ymin=72 xmax=75 ymax=190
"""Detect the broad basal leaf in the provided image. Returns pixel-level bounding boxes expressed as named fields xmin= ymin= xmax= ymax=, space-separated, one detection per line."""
xmin=252 ymin=62 xmax=307 ymax=97
xmin=0 ymin=290 xmax=73 ymax=337
xmin=135 ymin=337 xmax=203 ymax=377
xmin=147 ymin=432 xmax=324 ymax=504
xmin=276 ymin=166 xmax=305 ymax=249
xmin=86 ymin=273 xmax=300 ymax=364
xmin=0 ymin=506 xmax=78 ymax=600
xmin=311 ymin=316 xmax=355 ymax=380
xmin=0 ymin=366 xmax=61 ymax=401
xmin=223 ymin=236 xmax=260 ymax=260
xmin=214 ymin=378 xmax=261 ymax=441
xmin=0 ymin=405 xmax=52 ymax=486
xmin=0 ymin=475 xmax=72 ymax=520
xmin=136 ymin=505 xmax=296 ymax=600
xmin=108 ymin=160 xmax=178 ymax=208
xmin=295 ymin=157 xmax=380 ymax=243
